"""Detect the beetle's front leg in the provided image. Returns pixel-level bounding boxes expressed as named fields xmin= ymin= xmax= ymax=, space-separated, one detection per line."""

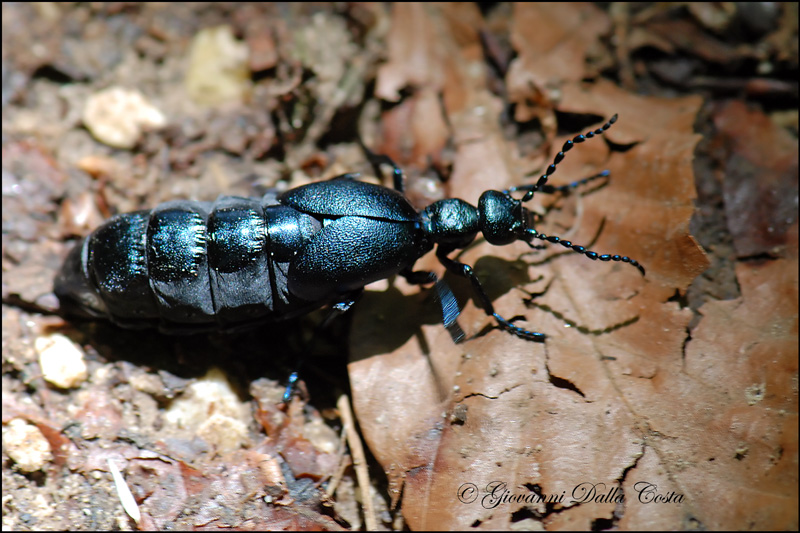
xmin=358 ymin=142 xmax=405 ymax=193
xmin=400 ymin=268 xmax=465 ymax=343
xmin=435 ymin=247 xmax=546 ymax=342
xmin=331 ymin=172 xmax=362 ymax=181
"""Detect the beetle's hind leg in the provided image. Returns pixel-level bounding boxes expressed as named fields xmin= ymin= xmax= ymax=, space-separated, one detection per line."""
xmin=434 ymin=247 xmax=546 ymax=342
xmin=282 ymin=369 xmax=303 ymax=404
xmin=282 ymin=290 xmax=363 ymax=403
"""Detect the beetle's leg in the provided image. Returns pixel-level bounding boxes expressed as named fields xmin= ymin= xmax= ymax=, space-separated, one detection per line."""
xmin=400 ymin=268 xmax=437 ymax=285
xmin=282 ymin=369 xmax=303 ymax=404
xmin=282 ymin=290 xmax=363 ymax=403
xmin=320 ymin=290 xmax=363 ymax=328
xmin=523 ymin=229 xmax=646 ymax=276
xmin=331 ymin=172 xmax=362 ymax=181
xmin=400 ymin=268 xmax=465 ymax=343
xmin=435 ymin=247 xmax=546 ymax=342
xmin=507 ymin=170 xmax=610 ymax=196
xmin=359 ymin=141 xmax=405 ymax=193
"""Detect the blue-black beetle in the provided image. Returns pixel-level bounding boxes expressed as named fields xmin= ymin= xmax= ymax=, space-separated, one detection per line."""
xmin=55 ymin=115 xmax=643 ymax=342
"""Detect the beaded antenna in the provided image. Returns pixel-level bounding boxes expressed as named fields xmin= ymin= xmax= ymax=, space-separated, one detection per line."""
xmin=505 ymin=115 xmax=645 ymax=276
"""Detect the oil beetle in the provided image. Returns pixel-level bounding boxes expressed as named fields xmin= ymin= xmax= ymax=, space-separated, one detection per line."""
xmin=55 ymin=115 xmax=644 ymax=343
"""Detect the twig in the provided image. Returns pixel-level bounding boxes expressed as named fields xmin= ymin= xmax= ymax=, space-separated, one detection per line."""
xmin=337 ymin=394 xmax=377 ymax=531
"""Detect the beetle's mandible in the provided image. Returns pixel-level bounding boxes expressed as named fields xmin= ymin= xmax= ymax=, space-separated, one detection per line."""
xmin=55 ymin=114 xmax=644 ymax=341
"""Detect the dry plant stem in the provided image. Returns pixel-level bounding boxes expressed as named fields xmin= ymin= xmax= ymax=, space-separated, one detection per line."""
xmin=324 ymin=429 xmax=351 ymax=499
xmin=337 ymin=394 xmax=377 ymax=531
xmin=610 ymin=2 xmax=636 ymax=90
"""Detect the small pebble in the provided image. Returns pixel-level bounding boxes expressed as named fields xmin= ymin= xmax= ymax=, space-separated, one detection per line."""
xmin=83 ymin=87 xmax=166 ymax=149
xmin=3 ymin=419 xmax=53 ymax=472
xmin=36 ymin=333 xmax=88 ymax=389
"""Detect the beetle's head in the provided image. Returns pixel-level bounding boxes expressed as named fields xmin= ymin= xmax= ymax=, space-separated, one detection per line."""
xmin=477 ymin=190 xmax=530 ymax=246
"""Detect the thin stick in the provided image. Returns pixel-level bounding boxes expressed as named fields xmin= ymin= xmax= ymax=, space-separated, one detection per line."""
xmin=324 ymin=428 xmax=351 ymax=498
xmin=337 ymin=394 xmax=377 ymax=531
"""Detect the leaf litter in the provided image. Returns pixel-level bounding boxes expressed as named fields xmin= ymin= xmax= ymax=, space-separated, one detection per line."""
xmin=2 ymin=3 xmax=797 ymax=531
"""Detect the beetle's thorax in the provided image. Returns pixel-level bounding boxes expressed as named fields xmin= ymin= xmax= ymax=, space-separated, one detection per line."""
xmin=420 ymin=198 xmax=479 ymax=249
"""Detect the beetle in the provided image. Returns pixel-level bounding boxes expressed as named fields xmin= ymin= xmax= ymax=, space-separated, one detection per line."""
xmin=55 ymin=114 xmax=643 ymax=343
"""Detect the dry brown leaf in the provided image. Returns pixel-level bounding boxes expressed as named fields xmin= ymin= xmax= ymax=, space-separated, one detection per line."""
xmin=350 ymin=36 xmax=726 ymax=528
xmin=642 ymin=18 xmax=741 ymax=65
xmin=375 ymin=3 xmax=449 ymax=102
xmin=712 ymin=100 xmax=799 ymax=258
xmin=631 ymin=257 xmax=798 ymax=530
xmin=506 ymin=3 xmax=611 ymax=122
xmin=378 ymin=87 xmax=450 ymax=169
xmin=375 ymin=3 xmax=487 ymax=170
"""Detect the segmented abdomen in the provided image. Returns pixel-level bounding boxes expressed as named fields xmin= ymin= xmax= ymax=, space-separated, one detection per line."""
xmin=55 ymin=194 xmax=322 ymax=332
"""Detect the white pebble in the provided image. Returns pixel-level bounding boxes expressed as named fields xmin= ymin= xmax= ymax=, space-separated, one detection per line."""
xmin=2 ymin=419 xmax=53 ymax=472
xmin=83 ymin=87 xmax=166 ymax=149
xmin=36 ymin=333 xmax=88 ymax=389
